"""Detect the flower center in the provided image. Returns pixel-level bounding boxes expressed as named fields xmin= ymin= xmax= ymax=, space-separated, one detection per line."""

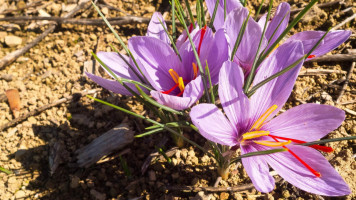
xmin=241 ymin=104 xmax=331 ymax=178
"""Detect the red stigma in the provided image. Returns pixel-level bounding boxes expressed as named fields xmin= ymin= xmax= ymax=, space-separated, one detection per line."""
xmin=198 ymin=25 xmax=207 ymax=56
xmin=307 ymin=55 xmax=316 ymax=59
xmin=183 ymin=24 xmax=194 ymax=42
xmin=269 ymin=135 xmax=321 ymax=178
xmin=161 ymin=83 xmax=185 ymax=97
xmin=161 ymin=84 xmax=178 ymax=94
xmin=269 ymin=135 xmax=333 ymax=153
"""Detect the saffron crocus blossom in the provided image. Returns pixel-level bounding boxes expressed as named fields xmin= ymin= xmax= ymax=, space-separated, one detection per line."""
xmin=86 ymin=12 xmax=229 ymax=111
xmin=129 ymin=25 xmax=228 ymax=110
xmin=190 ymin=41 xmax=351 ymax=196
xmin=86 ymin=12 xmax=171 ymax=96
xmin=206 ymin=1 xmax=351 ymax=62
xmin=223 ymin=6 xmax=267 ymax=74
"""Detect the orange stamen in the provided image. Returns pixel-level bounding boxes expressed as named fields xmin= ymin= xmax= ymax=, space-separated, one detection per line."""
xmin=178 ymin=77 xmax=185 ymax=91
xmin=169 ymin=69 xmax=179 ymax=84
xmin=192 ymin=63 xmax=198 ymax=79
xmin=242 ymin=131 xmax=270 ymax=140
xmin=254 ymin=140 xmax=291 ymax=147
xmin=250 ymin=105 xmax=278 ymax=131
xmin=307 ymin=55 xmax=316 ymax=59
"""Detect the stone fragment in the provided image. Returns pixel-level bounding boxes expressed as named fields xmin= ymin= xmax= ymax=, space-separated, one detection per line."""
xmin=5 ymin=35 xmax=22 ymax=47
xmin=90 ymin=189 xmax=106 ymax=200
xmin=70 ymin=176 xmax=80 ymax=188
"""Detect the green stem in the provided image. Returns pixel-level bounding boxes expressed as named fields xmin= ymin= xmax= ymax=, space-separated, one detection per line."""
xmin=209 ymin=0 xmax=220 ymax=28
xmin=244 ymin=0 xmax=272 ymax=93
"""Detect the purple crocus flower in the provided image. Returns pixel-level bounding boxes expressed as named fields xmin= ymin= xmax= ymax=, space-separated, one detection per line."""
xmin=190 ymin=40 xmax=350 ymax=196
xmin=86 ymin=12 xmax=229 ymax=110
xmin=206 ymin=1 xmax=351 ymax=71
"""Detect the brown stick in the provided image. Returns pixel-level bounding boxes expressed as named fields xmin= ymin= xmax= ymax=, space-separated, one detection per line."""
xmin=167 ymin=177 xmax=282 ymax=192
xmin=0 ymin=16 xmax=177 ymax=26
xmin=0 ymin=0 xmax=43 ymax=15
xmin=336 ymin=62 xmax=355 ymax=103
xmin=299 ymin=69 xmax=347 ymax=76
xmin=141 ymin=136 xmax=169 ymax=175
xmin=305 ymin=54 xmax=356 ymax=63
xmin=257 ymin=1 xmax=342 ymax=19
xmin=0 ymin=89 xmax=99 ymax=132
xmin=0 ymin=0 xmax=91 ymax=70
xmin=331 ymin=13 xmax=356 ymax=31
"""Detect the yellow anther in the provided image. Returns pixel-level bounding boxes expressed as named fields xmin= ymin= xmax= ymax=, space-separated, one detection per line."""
xmin=192 ymin=63 xmax=198 ymax=78
xmin=250 ymin=105 xmax=278 ymax=131
xmin=254 ymin=140 xmax=291 ymax=147
xmin=169 ymin=69 xmax=179 ymax=84
xmin=242 ymin=131 xmax=270 ymax=141
xmin=178 ymin=77 xmax=185 ymax=91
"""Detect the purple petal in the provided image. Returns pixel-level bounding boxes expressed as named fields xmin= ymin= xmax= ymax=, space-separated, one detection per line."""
xmin=249 ymin=40 xmax=304 ymax=123
xmin=266 ymin=145 xmax=351 ymax=196
xmin=264 ymin=2 xmax=290 ymax=51
xmin=146 ymin=12 xmax=170 ymax=44
xmin=203 ymin=28 xmax=229 ymax=84
xmin=97 ymin=52 xmax=141 ymax=81
xmin=179 ymin=27 xmax=215 ymax=81
xmin=224 ymin=7 xmax=267 ymax=72
xmin=150 ymin=76 xmax=204 ymax=110
xmin=265 ymin=103 xmax=345 ymax=142
xmin=128 ymin=36 xmax=181 ymax=91
xmin=176 ymin=23 xmax=200 ymax=50
xmin=183 ymin=75 xmax=204 ymax=99
xmin=206 ymin=0 xmax=242 ymax=30
xmin=219 ymin=61 xmax=250 ymax=131
xmin=86 ymin=72 xmax=136 ymax=96
xmin=241 ymin=144 xmax=275 ymax=193
xmin=190 ymin=104 xmax=238 ymax=146
xmin=286 ymin=30 xmax=351 ymax=60
xmin=257 ymin=13 xmax=267 ymax=28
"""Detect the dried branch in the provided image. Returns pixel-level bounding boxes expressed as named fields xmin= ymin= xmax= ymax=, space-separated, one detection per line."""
xmin=141 ymin=137 xmax=169 ymax=175
xmin=290 ymin=0 xmax=342 ymax=15
xmin=0 ymin=0 xmax=91 ymax=70
xmin=331 ymin=13 xmax=356 ymax=30
xmin=299 ymin=69 xmax=347 ymax=76
xmin=336 ymin=62 xmax=355 ymax=103
xmin=166 ymin=178 xmax=283 ymax=192
xmin=0 ymin=0 xmax=43 ymax=15
xmin=0 ymin=89 xmax=99 ymax=132
xmin=305 ymin=54 xmax=356 ymax=63
xmin=0 ymin=16 xmax=177 ymax=26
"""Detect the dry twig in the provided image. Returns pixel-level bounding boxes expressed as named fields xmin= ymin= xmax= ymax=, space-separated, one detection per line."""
xmin=0 ymin=89 xmax=99 ymax=132
xmin=305 ymin=54 xmax=356 ymax=63
xmin=141 ymin=137 xmax=169 ymax=175
xmin=290 ymin=0 xmax=343 ymax=16
xmin=0 ymin=0 xmax=43 ymax=15
xmin=0 ymin=0 xmax=91 ymax=70
xmin=299 ymin=69 xmax=347 ymax=76
xmin=167 ymin=178 xmax=283 ymax=192
xmin=336 ymin=62 xmax=355 ymax=103
xmin=0 ymin=16 xmax=176 ymax=26
xmin=331 ymin=13 xmax=356 ymax=30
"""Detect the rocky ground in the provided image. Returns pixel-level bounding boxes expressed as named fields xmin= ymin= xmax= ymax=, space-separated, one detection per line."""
xmin=0 ymin=0 xmax=355 ymax=199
